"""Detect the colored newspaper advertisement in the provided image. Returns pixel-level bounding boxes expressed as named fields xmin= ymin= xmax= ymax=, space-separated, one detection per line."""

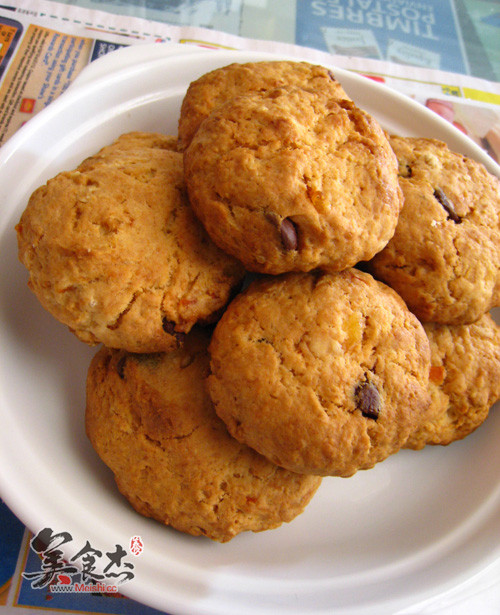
xmin=296 ymin=0 xmax=467 ymax=74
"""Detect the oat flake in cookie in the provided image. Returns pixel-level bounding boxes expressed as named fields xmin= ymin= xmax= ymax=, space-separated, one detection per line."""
xmin=85 ymin=330 xmax=321 ymax=542
xmin=177 ymin=60 xmax=350 ymax=151
xmin=405 ymin=313 xmax=500 ymax=449
xmin=16 ymin=132 xmax=245 ymax=353
xmin=207 ymin=269 xmax=431 ymax=477
xmin=369 ymin=136 xmax=500 ymax=324
xmin=184 ymin=87 xmax=403 ymax=275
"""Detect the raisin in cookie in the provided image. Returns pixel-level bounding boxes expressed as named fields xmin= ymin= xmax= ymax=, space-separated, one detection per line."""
xmin=86 ymin=330 xmax=321 ymax=542
xmin=184 ymin=88 xmax=402 ymax=275
xmin=405 ymin=313 xmax=500 ymax=449
xmin=178 ymin=60 xmax=349 ymax=151
xmin=369 ymin=136 xmax=500 ymax=324
xmin=16 ymin=132 xmax=244 ymax=353
xmin=207 ymin=269 xmax=431 ymax=477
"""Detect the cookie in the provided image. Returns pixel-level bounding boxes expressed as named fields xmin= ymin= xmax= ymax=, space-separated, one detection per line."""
xmin=178 ymin=60 xmax=349 ymax=151
xmin=16 ymin=132 xmax=245 ymax=353
xmin=405 ymin=313 xmax=500 ymax=449
xmin=369 ymin=136 xmax=500 ymax=324
xmin=207 ymin=269 xmax=431 ymax=477
xmin=184 ymin=88 xmax=403 ymax=275
xmin=85 ymin=330 xmax=321 ymax=542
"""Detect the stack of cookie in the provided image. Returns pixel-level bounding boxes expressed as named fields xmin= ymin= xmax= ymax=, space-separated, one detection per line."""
xmin=366 ymin=135 xmax=500 ymax=449
xmin=16 ymin=60 xmax=500 ymax=542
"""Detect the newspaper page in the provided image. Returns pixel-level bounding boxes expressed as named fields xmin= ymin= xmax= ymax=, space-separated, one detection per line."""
xmin=0 ymin=7 xmax=130 ymax=143
xmin=37 ymin=0 xmax=500 ymax=82
xmin=1 ymin=0 xmax=499 ymax=161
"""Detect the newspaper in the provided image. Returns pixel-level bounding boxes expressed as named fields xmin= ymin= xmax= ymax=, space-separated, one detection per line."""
xmin=29 ymin=0 xmax=500 ymax=82
xmin=0 ymin=0 xmax=500 ymax=163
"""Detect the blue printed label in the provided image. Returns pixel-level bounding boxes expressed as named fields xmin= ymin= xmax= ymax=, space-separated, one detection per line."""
xmin=90 ymin=39 xmax=128 ymax=62
xmin=296 ymin=0 xmax=467 ymax=74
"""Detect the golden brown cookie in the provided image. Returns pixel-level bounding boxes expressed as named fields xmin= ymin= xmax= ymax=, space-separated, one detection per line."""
xmin=369 ymin=136 xmax=500 ymax=324
xmin=184 ymin=88 xmax=403 ymax=275
xmin=178 ymin=60 xmax=349 ymax=151
xmin=85 ymin=330 xmax=321 ymax=542
xmin=207 ymin=269 xmax=431 ymax=477
xmin=16 ymin=132 xmax=245 ymax=353
xmin=405 ymin=313 xmax=500 ymax=449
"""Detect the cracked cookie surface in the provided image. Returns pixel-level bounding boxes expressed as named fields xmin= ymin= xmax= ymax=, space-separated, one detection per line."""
xmin=178 ymin=60 xmax=349 ymax=150
xmin=405 ymin=313 xmax=500 ymax=449
xmin=207 ymin=269 xmax=431 ymax=477
xmin=85 ymin=329 xmax=321 ymax=542
xmin=16 ymin=132 xmax=245 ymax=352
xmin=369 ymin=136 xmax=500 ymax=324
xmin=184 ymin=87 xmax=402 ymax=275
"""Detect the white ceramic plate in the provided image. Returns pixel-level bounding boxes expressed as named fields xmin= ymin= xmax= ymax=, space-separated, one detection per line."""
xmin=1 ymin=44 xmax=499 ymax=615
